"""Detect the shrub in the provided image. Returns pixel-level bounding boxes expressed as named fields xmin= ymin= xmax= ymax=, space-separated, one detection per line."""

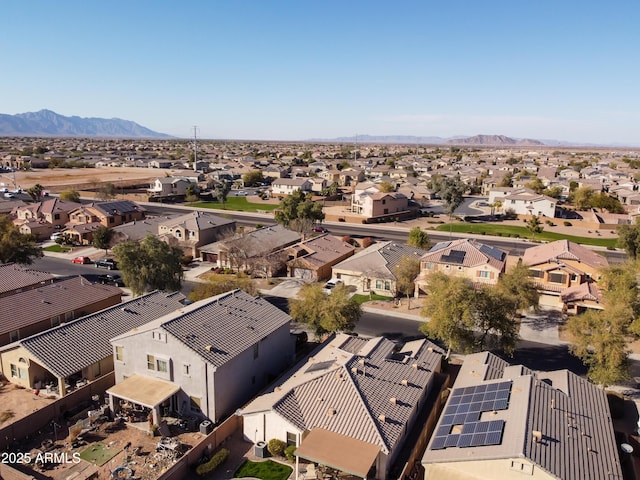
xmin=360 ymin=237 xmax=374 ymax=248
xmin=563 ymin=221 xmax=572 ymax=227
xmin=196 ymin=448 xmax=229 ymax=476
xmin=285 ymin=445 xmax=296 ymax=462
xmin=267 ymin=438 xmax=286 ymax=457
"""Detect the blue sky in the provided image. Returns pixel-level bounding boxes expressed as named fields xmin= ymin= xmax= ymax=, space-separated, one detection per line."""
xmin=2 ymin=1 xmax=639 ymax=144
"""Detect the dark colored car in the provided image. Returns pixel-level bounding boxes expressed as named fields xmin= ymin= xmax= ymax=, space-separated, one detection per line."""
xmin=95 ymin=258 xmax=118 ymax=270
xmin=97 ymin=274 xmax=124 ymax=287
xmin=312 ymin=226 xmax=328 ymax=233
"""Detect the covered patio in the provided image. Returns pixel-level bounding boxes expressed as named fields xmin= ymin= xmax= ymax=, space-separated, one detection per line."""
xmin=294 ymin=428 xmax=380 ymax=480
xmin=107 ymin=374 xmax=181 ymax=427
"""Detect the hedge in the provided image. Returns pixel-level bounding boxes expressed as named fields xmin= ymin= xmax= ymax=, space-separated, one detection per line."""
xmin=195 ymin=448 xmax=229 ymax=476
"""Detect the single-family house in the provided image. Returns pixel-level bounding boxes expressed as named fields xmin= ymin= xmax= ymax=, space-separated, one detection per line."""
xmin=488 ymin=187 xmax=557 ymax=218
xmin=147 ymin=177 xmax=193 ymax=197
xmin=351 ymin=188 xmax=410 ymax=221
xmin=68 ymin=200 xmax=145 ymax=230
xmin=242 ymin=334 xmax=444 ymax=480
xmin=415 ymin=239 xmax=507 ymax=295
xmin=422 ymin=351 xmax=623 ymax=480
xmin=332 ymin=241 xmax=430 ymax=297
xmin=271 ymin=178 xmax=313 ymax=196
xmin=286 ymin=234 xmax=355 ymax=281
xmin=521 ymin=240 xmax=609 ymax=312
xmin=108 ymin=290 xmax=295 ymax=424
xmin=0 ymin=276 xmax=122 ymax=350
xmin=200 ymin=224 xmax=301 ymax=276
xmin=12 ymin=198 xmax=81 ymax=238
xmin=0 ymin=291 xmax=185 ymax=397
xmin=157 ymin=211 xmax=236 ymax=257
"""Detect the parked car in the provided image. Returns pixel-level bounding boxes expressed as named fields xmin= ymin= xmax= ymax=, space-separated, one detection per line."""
xmin=322 ymin=278 xmax=343 ymax=294
xmin=97 ymin=274 xmax=124 ymax=287
xmin=4 ymin=192 xmax=15 ymax=198
xmin=72 ymin=256 xmax=91 ymax=264
xmin=95 ymin=258 xmax=118 ymax=270
xmin=50 ymin=232 xmax=64 ymax=241
xmin=312 ymin=226 xmax=328 ymax=233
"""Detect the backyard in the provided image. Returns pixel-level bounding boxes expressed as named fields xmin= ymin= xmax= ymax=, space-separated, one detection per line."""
xmin=234 ymin=459 xmax=293 ymax=480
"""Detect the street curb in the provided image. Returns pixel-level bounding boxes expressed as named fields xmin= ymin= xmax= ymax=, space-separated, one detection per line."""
xmin=361 ymin=306 xmax=426 ymax=322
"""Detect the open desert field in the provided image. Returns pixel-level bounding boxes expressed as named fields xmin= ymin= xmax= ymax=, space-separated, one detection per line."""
xmin=0 ymin=167 xmax=194 ymax=193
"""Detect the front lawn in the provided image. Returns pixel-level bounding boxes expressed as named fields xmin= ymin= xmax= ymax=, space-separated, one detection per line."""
xmin=434 ymin=223 xmax=618 ymax=248
xmin=43 ymin=244 xmax=72 ymax=253
xmin=188 ymin=197 xmax=279 ymax=213
xmin=234 ymin=460 xmax=292 ymax=480
xmin=351 ymin=293 xmax=391 ymax=305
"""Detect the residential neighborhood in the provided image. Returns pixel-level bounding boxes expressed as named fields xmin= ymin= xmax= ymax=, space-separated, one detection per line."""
xmin=1 ymin=137 xmax=640 ymax=480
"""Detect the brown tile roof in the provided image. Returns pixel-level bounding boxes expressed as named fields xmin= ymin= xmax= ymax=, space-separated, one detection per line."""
xmin=0 ymin=276 xmax=121 ymax=335
xmin=561 ymin=281 xmax=602 ymax=303
xmin=287 ymin=234 xmax=355 ymax=269
xmin=0 ymin=263 xmax=55 ymax=296
xmin=522 ymin=240 xmax=609 ymax=270
xmin=421 ymin=238 xmax=507 ymax=271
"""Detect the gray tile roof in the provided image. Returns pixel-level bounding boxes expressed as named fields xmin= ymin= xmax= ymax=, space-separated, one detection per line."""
xmin=0 ymin=263 xmax=55 ymax=297
xmin=270 ymin=335 xmax=443 ymax=454
xmin=423 ymin=352 xmax=623 ymax=480
xmin=159 ymin=289 xmax=292 ymax=367
xmin=0 ymin=276 xmax=122 ymax=335
xmin=333 ymin=241 xmax=429 ymax=280
xmin=20 ymin=291 xmax=185 ymax=378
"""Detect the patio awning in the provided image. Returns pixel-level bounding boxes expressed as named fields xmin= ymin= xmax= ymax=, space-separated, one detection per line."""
xmin=295 ymin=428 xmax=380 ymax=478
xmin=106 ymin=374 xmax=180 ymax=408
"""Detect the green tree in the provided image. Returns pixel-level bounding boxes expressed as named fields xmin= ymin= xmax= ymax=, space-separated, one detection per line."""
xmin=378 ymin=181 xmax=395 ymax=193
xmin=407 ymin=227 xmax=430 ymax=249
xmin=571 ymin=186 xmax=594 ymax=210
xmin=525 ymin=177 xmax=545 ymax=194
xmin=59 ymin=189 xmax=81 ymax=202
xmin=420 ymin=273 xmax=476 ymax=358
xmin=526 ymin=215 xmax=544 ymax=241
xmin=542 ymin=186 xmax=563 ymax=199
xmin=0 ymin=215 xmax=43 ymax=264
xmin=185 ymin=183 xmax=199 ymax=203
xmin=113 ymin=235 xmax=183 ymax=296
xmin=274 ymin=190 xmax=324 ymax=233
xmin=393 ymin=256 xmax=420 ymax=309
xmin=617 ymin=219 xmax=640 ymax=259
xmin=242 ymin=170 xmax=264 ymax=187
xmin=498 ymin=173 xmax=513 ymax=187
xmin=27 ymin=184 xmax=45 ymax=201
xmin=211 ymin=180 xmax=230 ymax=208
xmin=92 ymin=226 xmax=114 ymax=254
xmin=473 ymin=286 xmax=519 ymax=355
xmin=434 ymin=176 xmax=466 ymax=235
xmin=496 ymin=263 xmax=539 ymax=313
xmin=568 ymin=263 xmax=640 ymax=385
xmin=97 ymin=182 xmax=116 ymax=201
xmin=289 ymin=283 xmax=361 ymax=339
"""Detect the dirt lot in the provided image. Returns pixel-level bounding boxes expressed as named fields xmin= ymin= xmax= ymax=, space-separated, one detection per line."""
xmin=0 ymin=382 xmax=57 ymax=428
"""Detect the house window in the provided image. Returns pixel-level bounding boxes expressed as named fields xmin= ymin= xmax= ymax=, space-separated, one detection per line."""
xmin=549 ymin=272 xmax=566 ymax=284
xmin=375 ymin=280 xmax=383 ymax=289
xmin=10 ymin=364 xmax=27 ymax=380
xmin=176 ymin=230 xmax=182 ymax=238
xmin=384 ymin=281 xmax=391 ymax=291
xmin=156 ymin=359 xmax=168 ymax=373
xmin=51 ymin=316 xmax=61 ymax=328
xmin=183 ymin=364 xmax=190 ymax=376
xmin=93 ymin=363 xmax=101 ymax=377
xmin=286 ymin=432 xmax=297 ymax=447
xmin=424 ymin=262 xmax=434 ymax=270
xmin=478 ymin=270 xmax=490 ymax=278
xmin=528 ymin=269 xmax=543 ymax=278
xmin=253 ymin=343 xmax=260 ymax=359
xmin=115 ymin=346 xmax=124 ymax=361
xmin=9 ymin=330 xmax=19 ymax=342
xmin=147 ymin=354 xmax=156 ymax=371
xmin=65 ymin=312 xmax=74 ymax=321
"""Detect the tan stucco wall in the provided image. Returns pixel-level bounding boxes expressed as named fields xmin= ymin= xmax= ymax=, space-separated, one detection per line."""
xmin=424 ymin=458 xmax=554 ymax=480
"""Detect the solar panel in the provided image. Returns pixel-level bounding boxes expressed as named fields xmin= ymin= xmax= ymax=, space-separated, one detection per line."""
xmin=304 ymin=360 xmax=335 ymax=373
xmin=429 ymin=241 xmax=451 ymax=252
xmin=485 ymin=431 xmax=503 ymax=446
xmin=431 ymin=436 xmax=446 ymax=450
xmin=442 ymin=249 xmax=466 ymax=264
xmin=479 ymin=243 xmax=506 ymax=261
xmin=458 ymin=434 xmax=473 ymax=448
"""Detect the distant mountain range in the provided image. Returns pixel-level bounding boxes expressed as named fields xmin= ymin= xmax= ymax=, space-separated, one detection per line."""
xmin=317 ymin=134 xmax=549 ymax=146
xmin=0 ymin=110 xmax=171 ymax=138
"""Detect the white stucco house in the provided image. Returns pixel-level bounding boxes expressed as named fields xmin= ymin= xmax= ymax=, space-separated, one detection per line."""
xmin=487 ymin=187 xmax=557 ymax=218
xmin=108 ymin=290 xmax=295 ymax=425
xmin=271 ymin=178 xmax=313 ymax=196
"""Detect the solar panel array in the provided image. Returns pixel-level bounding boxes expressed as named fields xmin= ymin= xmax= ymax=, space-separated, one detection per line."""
xmin=430 ymin=381 xmax=511 ymax=450
xmin=441 ymin=249 xmax=466 ymax=264
xmin=304 ymin=360 xmax=335 ymax=374
xmin=479 ymin=244 xmax=505 ymax=261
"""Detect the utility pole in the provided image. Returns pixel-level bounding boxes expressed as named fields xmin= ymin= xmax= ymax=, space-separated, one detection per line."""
xmin=192 ymin=125 xmax=199 ymax=172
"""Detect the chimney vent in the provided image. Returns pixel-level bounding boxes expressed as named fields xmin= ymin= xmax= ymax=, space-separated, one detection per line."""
xmin=205 ymin=345 xmax=212 ymax=352
xmin=327 ymin=408 xmax=336 ymax=416
xmin=532 ymin=431 xmax=542 ymax=443
xmin=351 ymin=367 xmax=359 ymax=375
xmin=412 ymin=363 xmax=419 ymax=370
xmin=378 ymin=414 xmax=386 ymax=423
xmin=401 ymin=379 xmax=409 ymax=387
xmin=390 ymin=397 xmax=397 ymax=405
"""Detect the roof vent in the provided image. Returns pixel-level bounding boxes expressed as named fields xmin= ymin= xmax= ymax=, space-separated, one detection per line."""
xmin=327 ymin=408 xmax=336 ymax=417
xmin=205 ymin=345 xmax=213 ymax=352
xmin=412 ymin=363 xmax=419 ymax=370
xmin=351 ymin=367 xmax=359 ymax=375
xmin=378 ymin=414 xmax=386 ymax=423
xmin=401 ymin=379 xmax=409 ymax=387
xmin=390 ymin=397 xmax=397 ymax=405
xmin=532 ymin=431 xmax=543 ymax=443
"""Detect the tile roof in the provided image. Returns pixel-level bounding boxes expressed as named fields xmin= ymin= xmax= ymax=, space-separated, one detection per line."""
xmin=423 ymin=352 xmax=623 ymax=480
xmin=159 ymin=210 xmax=235 ymax=232
xmin=287 ymin=234 xmax=355 ymax=268
xmin=522 ymin=240 xmax=609 ymax=270
xmin=0 ymin=276 xmax=122 ymax=335
xmin=245 ymin=334 xmax=443 ymax=455
xmin=20 ymin=291 xmax=185 ymax=378
xmin=421 ymin=239 xmax=507 ymax=271
xmin=561 ymin=281 xmax=602 ymax=303
xmin=0 ymin=263 xmax=55 ymax=296
xmin=200 ymin=224 xmax=301 ymax=257
xmin=333 ymin=241 xmax=430 ymax=280
xmin=148 ymin=289 xmax=292 ymax=368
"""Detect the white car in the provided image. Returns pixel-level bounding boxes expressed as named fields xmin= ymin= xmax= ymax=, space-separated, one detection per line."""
xmin=4 ymin=192 xmax=15 ymax=198
xmin=50 ymin=232 xmax=64 ymax=241
xmin=322 ymin=278 xmax=343 ymax=294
